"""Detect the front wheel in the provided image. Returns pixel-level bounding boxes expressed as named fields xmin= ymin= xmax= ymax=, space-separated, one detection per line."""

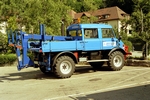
xmin=54 ymin=56 xmax=75 ymax=78
xmin=108 ymin=51 xmax=124 ymax=71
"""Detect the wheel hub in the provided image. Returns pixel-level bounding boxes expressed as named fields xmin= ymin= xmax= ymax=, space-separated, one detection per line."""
xmin=60 ymin=61 xmax=72 ymax=74
xmin=62 ymin=65 xmax=67 ymax=70
xmin=113 ymin=55 xmax=122 ymax=67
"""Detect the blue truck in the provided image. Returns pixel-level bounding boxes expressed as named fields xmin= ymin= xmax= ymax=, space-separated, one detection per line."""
xmin=7 ymin=23 xmax=131 ymax=78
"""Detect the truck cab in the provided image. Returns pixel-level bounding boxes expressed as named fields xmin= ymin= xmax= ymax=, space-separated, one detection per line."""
xmin=66 ymin=24 xmax=124 ymax=51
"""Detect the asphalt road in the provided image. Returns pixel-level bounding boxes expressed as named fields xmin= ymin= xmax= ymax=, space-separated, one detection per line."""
xmin=0 ymin=65 xmax=150 ymax=100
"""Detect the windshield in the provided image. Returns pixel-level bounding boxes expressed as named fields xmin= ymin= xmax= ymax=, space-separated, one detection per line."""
xmin=67 ymin=30 xmax=82 ymax=36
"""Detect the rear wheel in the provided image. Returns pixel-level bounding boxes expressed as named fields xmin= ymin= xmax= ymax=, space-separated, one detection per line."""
xmin=54 ymin=56 xmax=75 ymax=78
xmin=108 ymin=51 xmax=124 ymax=71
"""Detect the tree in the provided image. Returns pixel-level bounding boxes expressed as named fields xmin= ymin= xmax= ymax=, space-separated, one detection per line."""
xmin=0 ymin=0 xmax=73 ymax=53
xmin=130 ymin=0 xmax=150 ymax=59
xmin=104 ymin=0 xmax=134 ymax=14
xmin=0 ymin=0 xmax=72 ymax=34
xmin=65 ymin=0 xmax=104 ymax=12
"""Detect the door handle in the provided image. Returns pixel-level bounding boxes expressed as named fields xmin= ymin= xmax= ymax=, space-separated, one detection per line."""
xmin=80 ymin=41 xmax=84 ymax=43
xmin=80 ymin=41 xmax=88 ymax=43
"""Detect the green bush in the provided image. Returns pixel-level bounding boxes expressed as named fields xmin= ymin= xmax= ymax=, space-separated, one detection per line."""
xmin=123 ymin=40 xmax=133 ymax=52
xmin=0 ymin=54 xmax=17 ymax=65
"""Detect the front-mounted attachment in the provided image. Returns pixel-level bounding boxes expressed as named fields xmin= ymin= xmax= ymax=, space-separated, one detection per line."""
xmin=7 ymin=29 xmax=35 ymax=70
xmin=7 ymin=24 xmax=46 ymax=70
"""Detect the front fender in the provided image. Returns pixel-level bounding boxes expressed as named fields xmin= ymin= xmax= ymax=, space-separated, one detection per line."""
xmin=108 ymin=47 xmax=126 ymax=56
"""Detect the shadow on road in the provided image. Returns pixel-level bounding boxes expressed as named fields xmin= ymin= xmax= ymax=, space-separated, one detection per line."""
xmin=0 ymin=69 xmax=56 ymax=82
xmin=74 ymin=65 xmax=112 ymax=75
xmin=75 ymin=84 xmax=150 ymax=100
xmin=0 ymin=66 xmax=113 ymax=82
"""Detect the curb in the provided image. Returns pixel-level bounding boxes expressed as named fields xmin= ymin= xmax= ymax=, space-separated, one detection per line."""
xmin=126 ymin=59 xmax=150 ymax=67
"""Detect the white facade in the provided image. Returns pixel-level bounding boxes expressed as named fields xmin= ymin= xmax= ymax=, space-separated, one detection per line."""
xmin=107 ymin=20 xmax=120 ymax=31
xmin=104 ymin=20 xmax=131 ymax=36
xmin=0 ymin=22 xmax=7 ymax=34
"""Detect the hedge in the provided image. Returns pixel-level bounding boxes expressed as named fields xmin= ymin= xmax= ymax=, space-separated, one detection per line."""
xmin=0 ymin=54 xmax=17 ymax=65
xmin=123 ymin=40 xmax=133 ymax=52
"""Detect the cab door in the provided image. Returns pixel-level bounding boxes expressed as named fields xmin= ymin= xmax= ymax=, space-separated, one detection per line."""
xmin=83 ymin=28 xmax=101 ymax=51
xmin=101 ymin=28 xmax=118 ymax=50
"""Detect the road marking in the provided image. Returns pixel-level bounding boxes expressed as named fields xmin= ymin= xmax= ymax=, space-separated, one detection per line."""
xmin=109 ymin=70 xmax=150 ymax=87
xmin=66 ymin=67 xmax=150 ymax=81
xmin=48 ymin=81 xmax=150 ymax=100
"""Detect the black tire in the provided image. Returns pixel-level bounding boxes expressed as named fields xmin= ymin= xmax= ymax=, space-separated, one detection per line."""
xmin=54 ymin=56 xmax=75 ymax=78
xmin=108 ymin=51 xmax=124 ymax=71
xmin=89 ymin=62 xmax=104 ymax=69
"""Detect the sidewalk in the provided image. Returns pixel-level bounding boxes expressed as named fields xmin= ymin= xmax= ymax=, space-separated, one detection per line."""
xmin=131 ymin=51 xmax=142 ymax=57
xmin=130 ymin=51 xmax=150 ymax=58
xmin=126 ymin=51 xmax=150 ymax=67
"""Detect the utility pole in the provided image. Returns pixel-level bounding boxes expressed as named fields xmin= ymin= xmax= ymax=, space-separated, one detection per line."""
xmin=141 ymin=8 xmax=148 ymax=59
xmin=61 ymin=19 xmax=65 ymax=36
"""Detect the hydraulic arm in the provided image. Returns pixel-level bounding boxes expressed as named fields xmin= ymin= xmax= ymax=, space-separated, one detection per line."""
xmin=7 ymin=24 xmax=50 ymax=70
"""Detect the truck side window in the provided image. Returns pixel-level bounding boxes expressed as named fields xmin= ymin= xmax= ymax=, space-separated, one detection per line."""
xmin=84 ymin=28 xmax=98 ymax=39
xmin=77 ymin=30 xmax=82 ymax=36
xmin=68 ymin=30 xmax=76 ymax=36
xmin=102 ymin=28 xmax=114 ymax=38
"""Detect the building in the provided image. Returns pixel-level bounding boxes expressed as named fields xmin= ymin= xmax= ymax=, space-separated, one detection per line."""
xmin=0 ymin=22 xmax=7 ymax=34
xmin=69 ymin=6 xmax=131 ymax=35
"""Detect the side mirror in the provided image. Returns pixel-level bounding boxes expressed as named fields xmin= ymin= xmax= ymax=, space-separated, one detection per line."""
xmin=118 ymin=35 xmax=122 ymax=41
